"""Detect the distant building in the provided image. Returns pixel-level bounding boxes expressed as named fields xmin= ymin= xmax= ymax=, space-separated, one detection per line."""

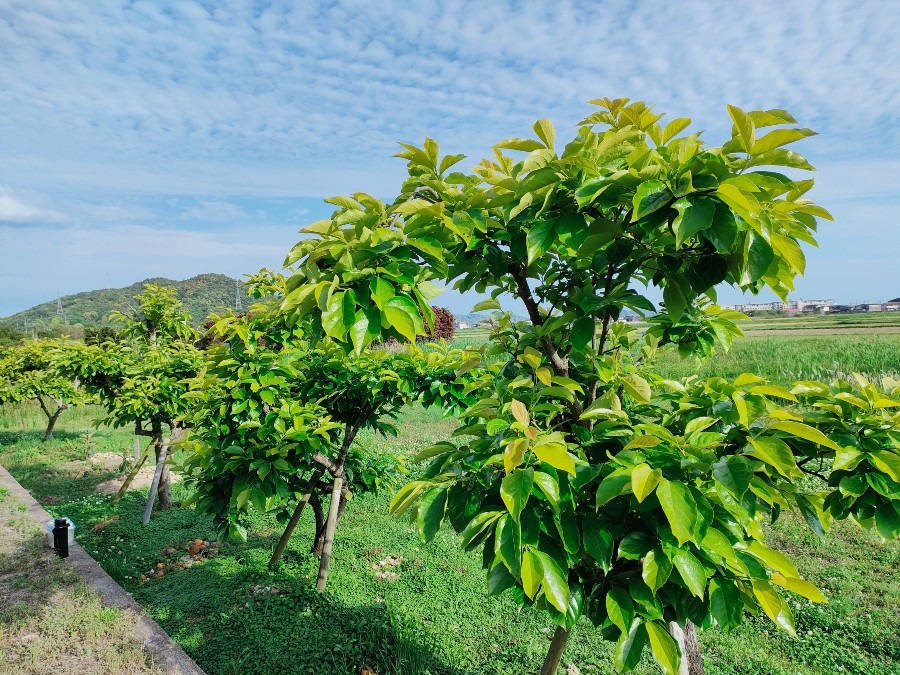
xmin=456 ymin=321 xmax=470 ymax=329
xmin=721 ymin=298 xmax=834 ymax=313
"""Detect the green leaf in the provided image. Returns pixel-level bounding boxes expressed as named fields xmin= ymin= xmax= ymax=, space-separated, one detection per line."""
xmin=672 ymin=548 xmax=707 ymax=598
xmin=494 ymin=515 xmax=522 ymax=576
xmin=606 ymin=587 xmax=634 ymax=633
xmin=727 ymin=104 xmax=756 ymax=152
xmin=632 ymin=180 xmax=672 ymax=221
xmin=532 ymin=118 xmax=555 ymax=150
xmin=535 ymin=550 xmax=569 ymax=613
xmin=746 ymin=436 xmax=800 ymax=478
xmin=769 ymin=421 xmax=841 ymax=452
xmin=384 ymin=296 xmax=424 ymax=342
xmin=751 ymin=580 xmax=796 ymax=636
xmin=496 ymin=137 xmax=545 ymax=152
xmin=417 ymin=487 xmax=448 ymax=542
xmin=471 ymin=297 xmax=501 ymax=312
xmin=709 ymin=578 xmax=742 ymax=629
xmin=500 ymin=468 xmax=533 ymax=521
xmin=631 ymin=463 xmax=661 ymax=503
xmin=645 ymin=621 xmax=682 ymax=675
xmin=770 ymin=572 xmax=827 ymax=603
xmin=621 ymin=373 xmax=651 ymax=403
xmin=751 ymin=128 xmax=816 ymax=155
xmin=570 ymin=316 xmax=595 ymax=351
xmin=487 ymin=562 xmax=516 ymax=596
xmin=533 ymin=440 xmax=576 ymax=475
xmin=526 ymin=218 xmax=557 ymax=265
xmin=746 ymin=232 xmax=774 ymax=282
xmin=672 ymin=195 xmax=716 ymax=247
xmin=875 ymin=503 xmax=900 ymax=539
xmin=712 ymin=455 xmax=753 ymax=499
xmin=642 ymin=548 xmax=672 ymax=593
xmin=369 ymin=277 xmax=395 ymax=310
xmin=596 ymin=473 xmax=632 ymax=508
xmin=747 ymin=148 xmax=814 ymax=171
xmin=460 ymin=511 xmax=502 ymax=549
xmin=521 ymin=549 xmax=542 ymax=598
xmin=582 ymin=515 xmax=614 ymax=572
xmin=869 ymin=450 xmax=900 ymax=482
xmin=663 ymin=278 xmax=689 ymax=321
xmin=532 ymin=471 xmax=560 ymax=512
xmin=745 ymin=540 xmax=800 ymax=578
xmin=656 ymin=479 xmax=698 ymax=546
xmin=614 ymin=619 xmax=647 ymax=673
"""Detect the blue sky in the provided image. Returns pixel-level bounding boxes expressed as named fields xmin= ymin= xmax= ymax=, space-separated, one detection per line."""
xmin=1 ymin=0 xmax=898 ymax=317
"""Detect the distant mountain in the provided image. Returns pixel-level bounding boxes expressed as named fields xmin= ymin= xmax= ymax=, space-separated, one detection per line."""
xmin=454 ymin=311 xmax=529 ymax=325
xmin=0 ymin=274 xmax=246 ymax=328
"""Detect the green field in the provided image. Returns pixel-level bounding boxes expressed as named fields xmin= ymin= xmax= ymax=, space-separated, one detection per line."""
xmin=1 ymin=365 xmax=898 ymax=674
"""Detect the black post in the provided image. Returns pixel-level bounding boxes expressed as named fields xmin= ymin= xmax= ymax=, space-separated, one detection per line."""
xmin=52 ymin=518 xmax=69 ymax=558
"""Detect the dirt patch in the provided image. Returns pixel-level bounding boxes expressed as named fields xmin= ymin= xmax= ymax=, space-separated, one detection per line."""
xmin=95 ymin=467 xmax=182 ymax=495
xmin=90 ymin=451 xmax=130 ymax=472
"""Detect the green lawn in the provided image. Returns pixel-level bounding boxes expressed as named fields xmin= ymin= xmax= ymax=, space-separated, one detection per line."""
xmin=0 ymin=403 xmax=898 ymax=674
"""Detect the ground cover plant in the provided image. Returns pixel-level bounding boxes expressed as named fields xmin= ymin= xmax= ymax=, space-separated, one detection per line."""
xmin=279 ymin=97 xmax=900 ymax=674
xmin=0 ymin=409 xmax=897 ymax=674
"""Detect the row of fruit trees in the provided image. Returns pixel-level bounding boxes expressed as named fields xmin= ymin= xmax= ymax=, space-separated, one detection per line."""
xmin=1 ymin=99 xmax=899 ymax=674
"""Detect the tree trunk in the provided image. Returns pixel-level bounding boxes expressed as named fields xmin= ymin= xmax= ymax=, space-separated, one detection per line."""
xmin=669 ymin=620 xmax=704 ymax=675
xmin=539 ymin=626 xmax=572 ymax=675
xmin=268 ymin=468 xmax=325 ymax=567
xmin=114 ymin=438 xmax=155 ymax=503
xmin=37 ymin=397 xmax=66 ymax=442
xmin=142 ymin=438 xmax=168 ymax=526
xmin=313 ymin=418 xmax=364 ymax=591
xmin=43 ymin=409 xmax=62 ymax=442
xmin=311 ymin=492 xmax=325 ymax=556
xmin=315 ymin=471 xmax=344 ymax=590
xmin=155 ymin=433 xmax=173 ymax=511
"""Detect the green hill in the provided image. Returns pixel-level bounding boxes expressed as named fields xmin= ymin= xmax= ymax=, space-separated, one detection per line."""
xmin=0 ymin=274 xmax=247 ymax=329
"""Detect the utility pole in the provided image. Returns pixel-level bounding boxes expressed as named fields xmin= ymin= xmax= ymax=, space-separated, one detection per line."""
xmin=56 ymin=289 xmax=66 ymax=324
xmin=234 ymin=278 xmax=243 ymax=312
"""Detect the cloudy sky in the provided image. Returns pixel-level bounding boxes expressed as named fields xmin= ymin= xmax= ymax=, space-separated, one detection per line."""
xmin=1 ymin=0 xmax=898 ymax=317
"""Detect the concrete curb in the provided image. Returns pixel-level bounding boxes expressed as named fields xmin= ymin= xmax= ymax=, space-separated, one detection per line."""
xmin=0 ymin=464 xmax=206 ymax=675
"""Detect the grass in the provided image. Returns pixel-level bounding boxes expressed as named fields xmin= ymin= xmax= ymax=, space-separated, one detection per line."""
xmin=1 ymin=399 xmax=899 ymax=675
xmin=0 ymin=465 xmax=160 ymax=674
xmin=656 ymin=334 xmax=900 ymax=384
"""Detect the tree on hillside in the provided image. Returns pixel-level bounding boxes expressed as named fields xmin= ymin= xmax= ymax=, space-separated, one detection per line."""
xmin=55 ymin=284 xmax=201 ymax=516
xmin=281 ymin=98 xmax=900 ymax=674
xmin=0 ymin=340 xmax=89 ymax=440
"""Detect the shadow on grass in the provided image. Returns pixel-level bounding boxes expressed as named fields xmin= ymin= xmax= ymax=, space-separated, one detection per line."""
xmin=32 ymin=487 xmax=475 ymax=675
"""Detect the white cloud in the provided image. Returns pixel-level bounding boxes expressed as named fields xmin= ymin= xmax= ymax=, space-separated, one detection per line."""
xmin=0 ymin=0 xmax=898 ymax=311
xmin=0 ymin=187 xmax=67 ymax=224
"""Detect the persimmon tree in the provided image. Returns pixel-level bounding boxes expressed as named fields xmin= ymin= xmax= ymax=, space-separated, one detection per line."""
xmin=282 ymin=98 xmax=900 ymax=674
xmin=182 ymin=271 xmax=473 ymax=590
xmin=0 ymin=340 xmax=90 ymax=441
xmin=55 ymin=284 xmax=201 ymax=517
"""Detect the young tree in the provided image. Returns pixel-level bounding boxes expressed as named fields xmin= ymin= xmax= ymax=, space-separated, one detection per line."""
xmin=183 ymin=272 xmax=474 ymax=589
xmin=55 ymin=285 xmax=201 ymax=516
xmin=282 ymin=99 xmax=900 ymax=673
xmin=0 ymin=340 xmax=89 ymax=440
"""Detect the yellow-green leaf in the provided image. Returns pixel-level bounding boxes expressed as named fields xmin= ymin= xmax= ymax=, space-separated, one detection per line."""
xmin=631 ymin=463 xmax=661 ymax=503
xmin=510 ymin=399 xmax=530 ymax=427
xmin=645 ymin=621 xmax=682 ymax=675
xmin=751 ymin=580 xmax=796 ymax=636
xmin=770 ymin=573 xmax=827 ymax=603
xmin=770 ymin=421 xmax=841 ymax=451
